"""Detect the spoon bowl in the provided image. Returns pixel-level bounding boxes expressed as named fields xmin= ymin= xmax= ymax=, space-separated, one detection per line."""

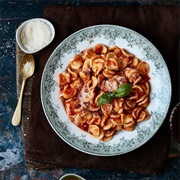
xmin=20 ymin=54 xmax=35 ymax=78
xmin=12 ymin=54 xmax=35 ymax=126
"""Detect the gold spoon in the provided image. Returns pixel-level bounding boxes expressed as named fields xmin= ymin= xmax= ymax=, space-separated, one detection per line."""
xmin=12 ymin=54 xmax=35 ymax=126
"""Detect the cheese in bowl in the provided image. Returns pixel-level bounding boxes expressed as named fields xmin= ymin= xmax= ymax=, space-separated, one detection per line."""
xmin=16 ymin=18 xmax=55 ymax=54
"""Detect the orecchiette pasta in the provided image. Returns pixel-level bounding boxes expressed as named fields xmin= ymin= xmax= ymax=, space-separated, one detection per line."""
xmin=58 ymin=43 xmax=151 ymax=142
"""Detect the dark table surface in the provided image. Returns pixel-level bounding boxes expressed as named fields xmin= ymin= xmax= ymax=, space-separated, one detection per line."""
xmin=0 ymin=1 xmax=179 ymax=179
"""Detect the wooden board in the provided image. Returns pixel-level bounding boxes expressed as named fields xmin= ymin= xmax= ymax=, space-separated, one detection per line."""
xmin=16 ymin=43 xmax=33 ymax=157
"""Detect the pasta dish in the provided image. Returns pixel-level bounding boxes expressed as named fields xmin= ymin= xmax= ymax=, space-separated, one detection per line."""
xmin=58 ymin=44 xmax=151 ymax=142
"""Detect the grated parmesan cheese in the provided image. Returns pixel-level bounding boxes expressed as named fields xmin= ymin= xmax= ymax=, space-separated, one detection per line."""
xmin=23 ymin=61 xmax=31 ymax=75
xmin=20 ymin=20 xmax=52 ymax=52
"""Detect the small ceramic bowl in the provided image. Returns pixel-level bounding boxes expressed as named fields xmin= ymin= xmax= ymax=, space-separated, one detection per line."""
xmin=16 ymin=18 xmax=55 ymax=54
xmin=59 ymin=173 xmax=86 ymax=180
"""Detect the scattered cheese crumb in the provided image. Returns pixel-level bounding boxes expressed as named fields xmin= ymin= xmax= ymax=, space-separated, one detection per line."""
xmin=20 ymin=20 xmax=52 ymax=52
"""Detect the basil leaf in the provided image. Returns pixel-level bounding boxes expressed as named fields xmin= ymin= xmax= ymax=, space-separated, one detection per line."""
xmin=97 ymin=83 xmax=132 ymax=106
xmin=115 ymin=83 xmax=132 ymax=98
xmin=97 ymin=92 xmax=115 ymax=106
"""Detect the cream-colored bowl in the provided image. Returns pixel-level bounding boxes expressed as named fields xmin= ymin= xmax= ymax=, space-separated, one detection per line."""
xmin=59 ymin=173 xmax=86 ymax=180
xmin=16 ymin=18 xmax=55 ymax=54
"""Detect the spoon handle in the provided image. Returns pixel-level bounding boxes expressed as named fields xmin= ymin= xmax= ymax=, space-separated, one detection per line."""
xmin=12 ymin=78 xmax=26 ymax=126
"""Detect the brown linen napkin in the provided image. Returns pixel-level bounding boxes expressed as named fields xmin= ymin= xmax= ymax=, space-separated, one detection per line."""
xmin=25 ymin=5 xmax=179 ymax=174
